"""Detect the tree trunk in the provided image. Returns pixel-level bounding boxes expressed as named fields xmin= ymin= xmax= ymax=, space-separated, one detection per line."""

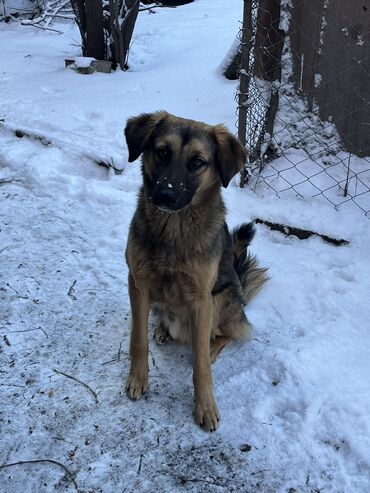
xmin=85 ymin=0 xmax=105 ymax=60
xmin=71 ymin=0 xmax=141 ymax=70
xmin=110 ymin=0 xmax=140 ymax=70
xmin=121 ymin=0 xmax=140 ymax=69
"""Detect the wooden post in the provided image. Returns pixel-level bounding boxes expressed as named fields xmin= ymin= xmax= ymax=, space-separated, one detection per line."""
xmin=238 ymin=0 xmax=252 ymax=188
xmin=247 ymin=0 xmax=284 ymax=166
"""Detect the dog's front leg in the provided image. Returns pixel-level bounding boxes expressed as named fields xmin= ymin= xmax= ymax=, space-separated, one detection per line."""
xmin=126 ymin=273 xmax=150 ymax=400
xmin=191 ymin=295 xmax=220 ymax=432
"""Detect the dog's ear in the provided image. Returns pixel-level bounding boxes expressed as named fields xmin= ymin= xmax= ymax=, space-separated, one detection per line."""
xmin=124 ymin=111 xmax=168 ymax=162
xmin=213 ymin=125 xmax=247 ymax=187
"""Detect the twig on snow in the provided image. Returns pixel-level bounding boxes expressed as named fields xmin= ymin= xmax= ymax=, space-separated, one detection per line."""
xmin=0 ymin=459 xmax=78 ymax=491
xmin=139 ymin=4 xmax=176 ymax=12
xmin=149 ymin=348 xmax=156 ymax=367
xmin=67 ymin=280 xmax=77 ymax=300
xmin=101 ymin=357 xmax=119 ymax=366
xmin=253 ymin=337 xmax=270 ymax=344
xmin=3 ymin=335 xmax=11 ymax=346
xmin=101 ymin=346 xmax=128 ymax=365
xmin=137 ymin=454 xmax=143 ymax=474
xmin=53 ymin=368 xmax=99 ymax=404
xmin=0 ymin=179 xmax=21 ymax=187
xmin=117 ymin=341 xmax=122 ymax=362
xmin=251 ymin=468 xmax=269 ymax=476
xmin=255 ymin=218 xmax=349 ymax=246
xmin=5 ymin=282 xmax=21 ymax=296
xmin=9 ymin=327 xmax=48 ymax=339
xmin=1 ymin=122 xmax=123 ymax=174
xmin=0 ymin=383 xmax=26 ymax=388
xmin=178 ymin=476 xmax=225 ymax=487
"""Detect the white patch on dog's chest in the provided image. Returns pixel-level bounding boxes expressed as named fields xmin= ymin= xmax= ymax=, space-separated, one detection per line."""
xmin=162 ymin=308 xmax=192 ymax=345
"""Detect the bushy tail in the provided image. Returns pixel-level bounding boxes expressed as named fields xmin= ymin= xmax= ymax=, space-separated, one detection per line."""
xmin=231 ymin=222 xmax=269 ymax=305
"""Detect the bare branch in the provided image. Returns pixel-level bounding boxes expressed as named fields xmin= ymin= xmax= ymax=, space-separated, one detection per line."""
xmin=255 ymin=218 xmax=349 ymax=246
xmin=67 ymin=280 xmax=77 ymax=300
xmin=0 ymin=459 xmax=78 ymax=492
xmin=8 ymin=327 xmax=48 ymax=339
xmin=53 ymin=368 xmax=99 ymax=404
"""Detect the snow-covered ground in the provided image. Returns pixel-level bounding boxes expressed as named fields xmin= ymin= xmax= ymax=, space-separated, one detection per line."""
xmin=1 ymin=1 xmax=370 ymax=492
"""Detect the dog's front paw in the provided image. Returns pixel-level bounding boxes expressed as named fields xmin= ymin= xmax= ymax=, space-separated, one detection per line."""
xmin=126 ymin=371 xmax=148 ymax=400
xmin=194 ymin=394 xmax=220 ymax=432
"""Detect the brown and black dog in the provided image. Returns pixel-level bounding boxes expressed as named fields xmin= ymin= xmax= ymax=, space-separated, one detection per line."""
xmin=124 ymin=111 xmax=268 ymax=431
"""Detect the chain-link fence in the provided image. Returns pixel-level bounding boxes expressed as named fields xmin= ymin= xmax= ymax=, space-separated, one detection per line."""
xmin=235 ymin=0 xmax=370 ymax=216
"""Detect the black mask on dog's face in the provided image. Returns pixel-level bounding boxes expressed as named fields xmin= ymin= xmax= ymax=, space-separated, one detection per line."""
xmin=145 ymin=129 xmax=208 ymax=212
xmin=150 ymin=170 xmax=196 ymax=213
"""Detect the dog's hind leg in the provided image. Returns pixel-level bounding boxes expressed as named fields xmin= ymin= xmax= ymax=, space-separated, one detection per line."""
xmin=210 ymin=336 xmax=232 ymax=363
xmin=154 ymin=321 xmax=172 ymax=345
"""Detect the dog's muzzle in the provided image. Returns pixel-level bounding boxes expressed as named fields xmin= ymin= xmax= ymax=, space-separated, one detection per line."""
xmin=152 ymin=184 xmax=192 ymax=212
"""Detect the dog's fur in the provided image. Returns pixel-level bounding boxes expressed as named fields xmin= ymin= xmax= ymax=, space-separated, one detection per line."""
xmin=124 ymin=111 xmax=268 ymax=431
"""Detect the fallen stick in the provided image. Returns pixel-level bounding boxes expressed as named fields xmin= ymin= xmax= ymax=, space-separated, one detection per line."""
xmin=53 ymin=368 xmax=99 ymax=404
xmin=8 ymin=327 xmax=48 ymax=339
xmin=178 ymin=476 xmax=225 ymax=487
xmin=1 ymin=122 xmax=123 ymax=174
xmin=0 ymin=459 xmax=78 ymax=492
xmin=67 ymin=280 xmax=77 ymax=300
xmin=255 ymin=218 xmax=349 ymax=246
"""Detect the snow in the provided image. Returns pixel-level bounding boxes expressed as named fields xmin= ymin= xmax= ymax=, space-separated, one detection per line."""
xmin=70 ymin=57 xmax=96 ymax=69
xmin=1 ymin=0 xmax=36 ymax=18
xmin=1 ymin=1 xmax=370 ymax=492
xmin=218 ymin=36 xmax=240 ymax=75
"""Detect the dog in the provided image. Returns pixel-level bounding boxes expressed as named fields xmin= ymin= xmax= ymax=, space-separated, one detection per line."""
xmin=124 ymin=111 xmax=268 ymax=432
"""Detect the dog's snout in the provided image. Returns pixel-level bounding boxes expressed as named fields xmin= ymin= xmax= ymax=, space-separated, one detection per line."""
xmin=152 ymin=181 xmax=191 ymax=212
xmin=157 ymin=189 xmax=178 ymax=208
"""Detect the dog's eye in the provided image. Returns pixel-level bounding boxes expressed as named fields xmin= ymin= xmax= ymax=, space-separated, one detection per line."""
xmin=190 ymin=157 xmax=205 ymax=171
xmin=156 ymin=148 xmax=169 ymax=160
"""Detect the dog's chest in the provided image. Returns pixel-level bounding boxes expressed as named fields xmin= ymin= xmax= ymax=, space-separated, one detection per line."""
xmin=149 ymin=266 xmax=196 ymax=308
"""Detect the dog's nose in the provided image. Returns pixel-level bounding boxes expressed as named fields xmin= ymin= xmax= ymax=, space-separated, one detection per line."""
xmin=157 ymin=189 xmax=178 ymax=209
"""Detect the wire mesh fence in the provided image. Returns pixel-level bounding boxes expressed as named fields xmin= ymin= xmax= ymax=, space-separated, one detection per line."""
xmin=236 ymin=0 xmax=370 ymax=216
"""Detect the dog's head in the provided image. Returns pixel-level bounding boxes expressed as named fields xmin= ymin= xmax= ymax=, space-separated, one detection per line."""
xmin=124 ymin=111 xmax=246 ymax=212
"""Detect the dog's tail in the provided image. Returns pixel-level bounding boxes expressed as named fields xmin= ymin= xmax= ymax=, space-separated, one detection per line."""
xmin=231 ymin=222 xmax=269 ymax=305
